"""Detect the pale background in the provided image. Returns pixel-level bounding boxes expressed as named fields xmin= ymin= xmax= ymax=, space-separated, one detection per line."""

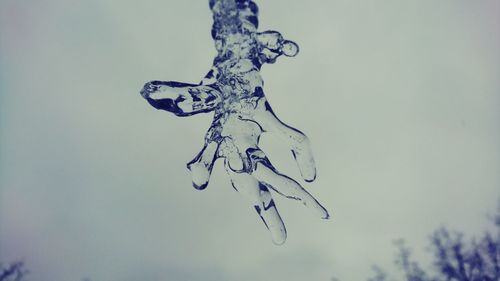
xmin=1 ymin=0 xmax=499 ymax=281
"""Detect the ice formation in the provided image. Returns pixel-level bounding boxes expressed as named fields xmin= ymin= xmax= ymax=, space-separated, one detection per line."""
xmin=140 ymin=0 xmax=329 ymax=244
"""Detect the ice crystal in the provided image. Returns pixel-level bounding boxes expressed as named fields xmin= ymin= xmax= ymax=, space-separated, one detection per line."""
xmin=140 ymin=0 xmax=329 ymax=244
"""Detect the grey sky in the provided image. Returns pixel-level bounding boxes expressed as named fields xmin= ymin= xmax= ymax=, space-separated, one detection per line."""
xmin=1 ymin=0 xmax=499 ymax=281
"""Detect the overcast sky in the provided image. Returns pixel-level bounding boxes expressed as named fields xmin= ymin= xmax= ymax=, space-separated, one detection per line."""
xmin=1 ymin=0 xmax=499 ymax=281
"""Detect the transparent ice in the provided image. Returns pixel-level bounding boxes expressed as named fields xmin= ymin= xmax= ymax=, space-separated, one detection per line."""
xmin=140 ymin=0 xmax=329 ymax=244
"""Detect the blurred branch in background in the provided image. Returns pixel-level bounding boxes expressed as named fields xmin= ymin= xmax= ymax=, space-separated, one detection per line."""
xmin=367 ymin=205 xmax=500 ymax=281
xmin=0 ymin=261 xmax=27 ymax=281
xmin=3 ymin=207 xmax=499 ymax=281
